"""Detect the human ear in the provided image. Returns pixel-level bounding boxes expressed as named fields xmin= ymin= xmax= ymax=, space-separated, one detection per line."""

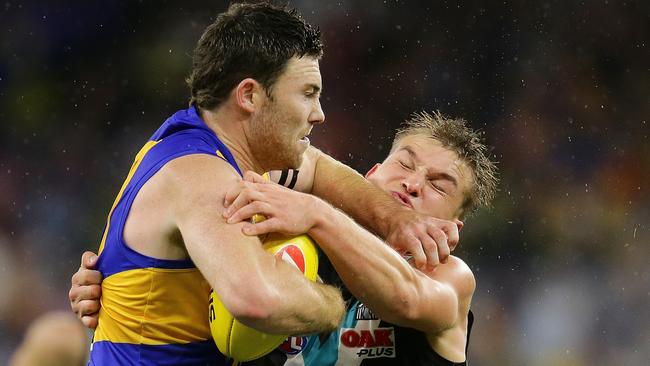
xmin=235 ymin=78 xmax=262 ymax=113
xmin=365 ymin=163 xmax=381 ymax=178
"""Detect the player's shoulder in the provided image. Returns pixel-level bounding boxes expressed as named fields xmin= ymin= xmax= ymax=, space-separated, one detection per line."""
xmin=165 ymin=152 xmax=238 ymax=174
xmin=161 ymin=153 xmax=242 ymax=198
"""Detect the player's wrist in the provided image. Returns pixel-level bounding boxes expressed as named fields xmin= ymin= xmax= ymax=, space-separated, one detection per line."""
xmin=307 ymin=197 xmax=338 ymax=238
xmin=372 ymin=201 xmax=407 ymax=239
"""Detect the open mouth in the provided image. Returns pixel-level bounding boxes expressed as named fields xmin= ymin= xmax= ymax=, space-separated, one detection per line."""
xmin=297 ymin=136 xmax=310 ymax=149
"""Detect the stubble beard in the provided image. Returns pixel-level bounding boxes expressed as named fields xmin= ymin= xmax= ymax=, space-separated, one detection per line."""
xmin=249 ymin=103 xmax=303 ymax=172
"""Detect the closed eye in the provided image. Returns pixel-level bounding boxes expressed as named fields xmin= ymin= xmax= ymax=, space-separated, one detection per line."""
xmin=399 ymin=160 xmax=413 ymax=170
xmin=305 ymin=92 xmax=321 ymax=101
xmin=429 ymin=181 xmax=447 ymax=194
xmin=304 ymin=84 xmax=322 ymax=98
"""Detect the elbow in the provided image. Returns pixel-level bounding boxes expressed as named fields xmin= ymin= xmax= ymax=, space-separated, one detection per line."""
xmin=388 ymin=286 xmax=458 ymax=333
xmin=210 ymin=262 xmax=287 ymax=323
xmin=389 ymin=287 xmax=421 ymax=322
xmin=222 ymin=284 xmax=283 ymax=325
xmin=368 ymin=284 xmax=420 ymax=324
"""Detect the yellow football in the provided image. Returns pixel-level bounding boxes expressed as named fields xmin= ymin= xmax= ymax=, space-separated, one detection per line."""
xmin=209 ymin=234 xmax=319 ymax=361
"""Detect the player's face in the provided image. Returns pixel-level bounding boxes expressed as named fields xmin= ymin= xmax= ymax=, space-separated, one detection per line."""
xmin=366 ymin=134 xmax=472 ymax=220
xmin=250 ymin=56 xmax=325 ymax=171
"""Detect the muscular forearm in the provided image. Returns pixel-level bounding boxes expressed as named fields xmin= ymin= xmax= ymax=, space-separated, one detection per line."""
xmin=311 ymin=151 xmax=401 ymax=238
xmin=173 ymin=154 xmax=346 ymax=336
xmin=308 ymin=199 xmax=427 ymax=323
xmin=247 ymin=282 xmax=344 ymax=335
xmin=238 ymin=260 xmax=345 ymax=335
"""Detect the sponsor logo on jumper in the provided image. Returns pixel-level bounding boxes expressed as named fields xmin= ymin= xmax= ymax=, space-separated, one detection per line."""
xmin=340 ymin=328 xmax=395 ymax=359
xmin=355 ymin=303 xmax=378 ymax=320
xmin=279 ymin=336 xmax=308 ymax=355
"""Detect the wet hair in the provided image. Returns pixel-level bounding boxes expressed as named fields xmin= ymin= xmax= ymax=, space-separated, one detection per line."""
xmin=186 ymin=1 xmax=323 ymax=110
xmin=391 ymin=111 xmax=499 ymax=218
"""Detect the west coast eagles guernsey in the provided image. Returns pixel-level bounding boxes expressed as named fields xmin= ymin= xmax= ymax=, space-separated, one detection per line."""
xmin=89 ymin=107 xmax=239 ymax=365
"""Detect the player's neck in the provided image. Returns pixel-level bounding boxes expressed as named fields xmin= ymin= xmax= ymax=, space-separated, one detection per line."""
xmin=199 ymin=106 xmax=266 ymax=174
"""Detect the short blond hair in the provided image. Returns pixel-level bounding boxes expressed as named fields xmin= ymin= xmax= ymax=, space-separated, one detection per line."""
xmin=392 ymin=111 xmax=498 ymax=217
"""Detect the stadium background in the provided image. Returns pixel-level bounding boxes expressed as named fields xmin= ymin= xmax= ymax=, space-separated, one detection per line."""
xmin=1 ymin=1 xmax=648 ymax=364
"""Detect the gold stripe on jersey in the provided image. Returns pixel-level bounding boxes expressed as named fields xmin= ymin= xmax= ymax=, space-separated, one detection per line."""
xmin=94 ymin=267 xmax=212 ymax=344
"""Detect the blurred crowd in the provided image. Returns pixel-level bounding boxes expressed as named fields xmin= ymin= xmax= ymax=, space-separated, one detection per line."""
xmin=1 ymin=1 xmax=648 ymax=365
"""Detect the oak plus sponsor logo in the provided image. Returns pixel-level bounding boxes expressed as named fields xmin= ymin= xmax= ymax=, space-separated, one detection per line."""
xmin=340 ymin=328 xmax=395 ymax=359
xmin=278 ymin=336 xmax=308 ymax=355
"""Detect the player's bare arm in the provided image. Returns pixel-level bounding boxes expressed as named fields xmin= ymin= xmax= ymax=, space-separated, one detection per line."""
xmin=267 ymin=147 xmax=318 ymax=193
xmin=261 ymin=146 xmax=460 ymax=271
xmin=225 ymin=173 xmax=473 ymax=334
xmin=70 ymin=150 xmax=317 ymax=332
xmin=153 ymin=154 xmax=344 ymax=334
xmin=311 ymin=149 xmax=461 ymax=270
xmin=310 ymin=203 xmax=475 ymax=334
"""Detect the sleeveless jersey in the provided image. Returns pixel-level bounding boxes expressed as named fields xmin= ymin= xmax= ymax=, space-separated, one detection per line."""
xmin=89 ymin=107 xmax=240 ymax=365
xmin=240 ymin=255 xmax=473 ymax=366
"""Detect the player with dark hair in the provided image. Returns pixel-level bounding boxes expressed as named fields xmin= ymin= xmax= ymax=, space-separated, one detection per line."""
xmin=186 ymin=2 xmax=323 ymax=111
xmin=71 ymin=3 xmax=460 ymax=365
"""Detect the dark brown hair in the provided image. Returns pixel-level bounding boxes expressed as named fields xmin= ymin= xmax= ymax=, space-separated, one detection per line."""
xmin=186 ymin=2 xmax=323 ymax=110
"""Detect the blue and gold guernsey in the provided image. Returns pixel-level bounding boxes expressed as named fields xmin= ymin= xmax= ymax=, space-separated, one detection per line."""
xmin=89 ymin=107 xmax=239 ymax=365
